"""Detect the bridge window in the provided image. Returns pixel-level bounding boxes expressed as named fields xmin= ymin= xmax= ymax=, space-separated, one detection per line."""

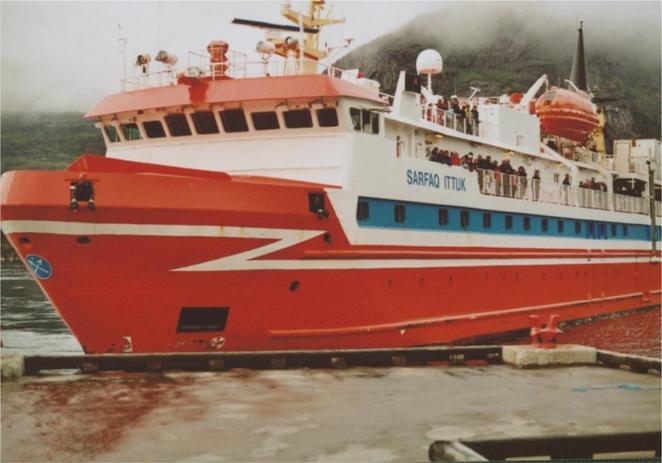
xmin=505 ymin=215 xmax=513 ymax=230
xmin=394 ymin=204 xmax=406 ymax=224
xmin=356 ymin=200 xmax=369 ymax=222
xmin=120 ymin=123 xmax=141 ymax=141
xmin=251 ymin=111 xmax=280 ymax=130
xmin=483 ymin=213 xmax=491 ymax=229
xmin=104 ymin=125 xmax=120 ymax=143
xmin=523 ymin=216 xmax=530 ymax=231
xmin=220 ymin=109 xmax=248 ymax=133
xmin=557 ymin=220 xmax=564 ymax=234
xmin=438 ymin=208 xmax=448 ymax=226
xmin=349 ymin=108 xmax=379 ymax=134
xmin=165 ymin=114 xmax=192 ymax=137
xmin=575 ymin=221 xmax=582 ymax=235
xmin=143 ymin=120 xmax=166 ymax=138
xmin=460 ymin=210 xmax=470 ymax=229
xmin=317 ymin=108 xmax=339 ymax=127
xmin=541 ymin=218 xmax=548 ymax=233
xmin=192 ymin=111 xmax=219 ymax=134
xmin=283 ymin=109 xmax=313 ymax=128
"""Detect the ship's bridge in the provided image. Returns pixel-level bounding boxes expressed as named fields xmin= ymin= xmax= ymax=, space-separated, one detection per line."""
xmin=85 ymin=56 xmax=391 ymax=186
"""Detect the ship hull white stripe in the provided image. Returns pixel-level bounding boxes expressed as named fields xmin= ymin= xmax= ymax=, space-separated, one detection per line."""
xmin=1 ymin=220 xmax=654 ymax=272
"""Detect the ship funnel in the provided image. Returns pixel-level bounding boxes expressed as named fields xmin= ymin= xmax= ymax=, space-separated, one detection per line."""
xmin=569 ymin=20 xmax=589 ymax=92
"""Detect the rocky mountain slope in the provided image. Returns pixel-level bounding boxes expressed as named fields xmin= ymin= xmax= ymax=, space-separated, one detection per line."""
xmin=336 ymin=3 xmax=661 ymax=151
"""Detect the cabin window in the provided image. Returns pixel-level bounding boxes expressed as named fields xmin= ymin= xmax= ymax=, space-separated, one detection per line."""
xmin=219 ymin=109 xmax=249 ymax=133
xmin=575 ymin=221 xmax=582 ymax=235
xmin=165 ymin=114 xmax=192 ymax=137
xmin=622 ymin=224 xmax=628 ymax=237
xmin=104 ymin=125 xmax=120 ymax=143
xmin=316 ymin=108 xmax=339 ymax=127
xmin=587 ymin=222 xmax=595 ymax=237
xmin=177 ymin=307 xmax=229 ymax=332
xmin=523 ymin=216 xmax=531 ymax=231
xmin=365 ymin=110 xmax=379 ymax=134
xmin=350 ymin=108 xmax=361 ymax=130
xmin=394 ymin=204 xmax=406 ymax=224
xmin=192 ymin=111 xmax=219 ymax=134
xmin=438 ymin=208 xmax=448 ymax=226
xmin=557 ymin=220 xmax=564 ymax=234
xmin=356 ymin=200 xmax=369 ymax=222
xmin=599 ymin=223 xmax=606 ymax=238
xmin=120 ymin=123 xmax=141 ymax=141
xmin=251 ymin=111 xmax=280 ymax=130
xmin=349 ymin=108 xmax=379 ymax=134
xmin=460 ymin=210 xmax=470 ymax=229
xmin=283 ymin=109 xmax=313 ymax=128
xmin=483 ymin=213 xmax=491 ymax=229
xmin=505 ymin=215 xmax=513 ymax=230
xmin=143 ymin=120 xmax=166 ymax=138
xmin=610 ymin=224 xmax=617 ymax=237
xmin=541 ymin=218 xmax=548 ymax=232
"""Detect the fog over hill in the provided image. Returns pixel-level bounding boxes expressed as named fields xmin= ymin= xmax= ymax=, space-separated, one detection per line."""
xmin=336 ymin=2 xmax=661 ymax=148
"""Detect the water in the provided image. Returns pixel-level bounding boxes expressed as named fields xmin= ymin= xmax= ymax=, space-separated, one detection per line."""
xmin=1 ymin=262 xmax=82 ymax=354
xmin=1 ymin=262 xmax=659 ymax=357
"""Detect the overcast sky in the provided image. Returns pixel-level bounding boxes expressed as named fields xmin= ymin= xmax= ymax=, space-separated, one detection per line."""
xmin=1 ymin=1 xmax=660 ymax=113
xmin=0 ymin=1 xmax=441 ymax=112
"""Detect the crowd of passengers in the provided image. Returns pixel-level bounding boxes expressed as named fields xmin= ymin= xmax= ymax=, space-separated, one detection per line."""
xmin=432 ymin=96 xmax=480 ymax=135
xmin=426 ymin=148 xmax=621 ymax=206
xmin=428 ymin=148 xmax=538 ymax=198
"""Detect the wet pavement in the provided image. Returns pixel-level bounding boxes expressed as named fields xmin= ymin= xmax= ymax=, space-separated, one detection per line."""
xmin=2 ymin=365 xmax=660 ymax=462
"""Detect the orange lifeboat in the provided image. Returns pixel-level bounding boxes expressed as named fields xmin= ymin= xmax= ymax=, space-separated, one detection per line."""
xmin=534 ymin=87 xmax=599 ymax=143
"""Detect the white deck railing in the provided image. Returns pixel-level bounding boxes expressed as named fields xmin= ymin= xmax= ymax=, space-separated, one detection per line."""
xmin=121 ymin=51 xmax=365 ymax=92
xmin=421 ymin=106 xmax=497 ymax=138
xmin=472 ymin=168 xmax=659 ymax=217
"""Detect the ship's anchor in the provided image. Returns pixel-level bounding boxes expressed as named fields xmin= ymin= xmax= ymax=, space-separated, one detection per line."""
xmin=69 ymin=173 xmax=96 ymax=210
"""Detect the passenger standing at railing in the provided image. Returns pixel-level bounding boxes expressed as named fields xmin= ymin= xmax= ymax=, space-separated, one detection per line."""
xmin=440 ymin=150 xmax=452 ymax=166
xmin=471 ymin=105 xmax=480 ymax=136
xmin=499 ymin=159 xmax=515 ymax=197
xmin=451 ymin=151 xmax=461 ymax=166
xmin=436 ymin=97 xmax=448 ymax=127
xmin=476 ymin=155 xmax=485 ymax=191
xmin=562 ymin=173 xmax=571 ymax=205
xmin=517 ymin=166 xmax=528 ymax=199
xmin=450 ymin=97 xmax=461 ymax=130
xmin=462 ymin=104 xmax=471 ymax=134
xmin=430 ymin=147 xmax=442 ymax=163
xmin=532 ymin=170 xmax=541 ymax=201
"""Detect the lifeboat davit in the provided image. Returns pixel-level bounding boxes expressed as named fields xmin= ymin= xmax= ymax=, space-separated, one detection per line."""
xmin=535 ymin=87 xmax=599 ymax=143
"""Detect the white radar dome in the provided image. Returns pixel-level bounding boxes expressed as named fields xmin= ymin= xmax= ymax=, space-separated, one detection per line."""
xmin=416 ymin=49 xmax=443 ymax=75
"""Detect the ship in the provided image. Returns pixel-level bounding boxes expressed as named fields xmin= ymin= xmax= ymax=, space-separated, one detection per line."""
xmin=1 ymin=1 xmax=660 ymax=353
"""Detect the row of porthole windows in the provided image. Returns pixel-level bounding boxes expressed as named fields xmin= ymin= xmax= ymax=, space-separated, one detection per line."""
xmin=104 ymin=107 xmax=340 ymax=143
xmin=356 ymin=200 xmax=634 ymax=238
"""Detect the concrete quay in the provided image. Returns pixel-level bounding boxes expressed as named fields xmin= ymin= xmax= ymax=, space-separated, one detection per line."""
xmin=1 ymin=345 xmax=660 ymax=462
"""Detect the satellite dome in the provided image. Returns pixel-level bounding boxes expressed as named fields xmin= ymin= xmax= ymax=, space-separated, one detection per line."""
xmin=416 ymin=49 xmax=443 ymax=75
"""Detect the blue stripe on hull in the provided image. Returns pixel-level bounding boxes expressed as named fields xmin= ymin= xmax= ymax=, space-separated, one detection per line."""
xmin=357 ymin=197 xmax=661 ymax=242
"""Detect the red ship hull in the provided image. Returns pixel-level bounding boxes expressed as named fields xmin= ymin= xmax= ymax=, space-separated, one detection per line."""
xmin=2 ymin=157 xmax=660 ymax=353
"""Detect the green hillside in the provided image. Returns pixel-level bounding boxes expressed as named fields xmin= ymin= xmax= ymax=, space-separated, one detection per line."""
xmin=336 ymin=3 xmax=661 ymax=149
xmin=1 ymin=112 xmax=104 ymax=173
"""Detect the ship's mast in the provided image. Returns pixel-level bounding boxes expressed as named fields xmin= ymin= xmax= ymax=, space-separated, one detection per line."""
xmin=280 ymin=0 xmax=344 ymax=61
xmin=569 ymin=20 xmax=589 ymax=92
